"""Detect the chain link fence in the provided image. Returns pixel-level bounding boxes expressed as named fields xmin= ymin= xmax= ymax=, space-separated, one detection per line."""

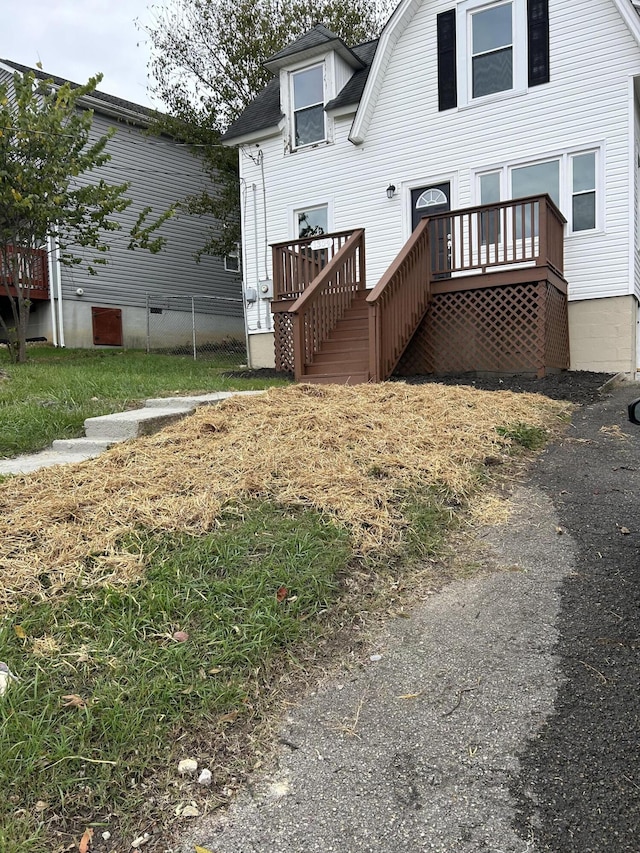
xmin=145 ymin=295 xmax=247 ymax=364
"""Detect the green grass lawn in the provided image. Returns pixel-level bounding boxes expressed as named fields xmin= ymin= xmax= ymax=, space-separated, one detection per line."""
xmin=0 ymin=502 xmax=355 ymax=853
xmin=0 ymin=346 xmax=289 ymax=457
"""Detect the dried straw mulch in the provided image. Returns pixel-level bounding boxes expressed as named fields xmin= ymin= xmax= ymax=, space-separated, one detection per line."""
xmin=0 ymin=383 xmax=570 ymax=611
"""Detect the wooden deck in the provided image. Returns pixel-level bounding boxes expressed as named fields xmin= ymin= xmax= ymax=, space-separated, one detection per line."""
xmin=271 ymin=195 xmax=569 ymax=383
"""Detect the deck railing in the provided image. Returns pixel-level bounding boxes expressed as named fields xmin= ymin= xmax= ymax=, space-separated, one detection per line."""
xmin=287 ymin=229 xmax=365 ymax=380
xmin=366 ymin=217 xmax=432 ymax=382
xmin=0 ymin=246 xmax=49 ymax=299
xmin=366 ymin=194 xmax=565 ymax=382
xmin=428 ymin=193 xmax=566 ymax=278
xmin=272 ymin=229 xmax=356 ymax=301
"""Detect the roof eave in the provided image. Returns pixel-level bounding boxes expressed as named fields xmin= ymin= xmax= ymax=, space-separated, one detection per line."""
xmin=221 ymin=121 xmax=284 ymax=147
xmin=325 ymin=101 xmax=359 ymax=118
xmin=265 ymin=40 xmax=364 ymax=73
xmin=616 ymin=0 xmax=640 ymax=47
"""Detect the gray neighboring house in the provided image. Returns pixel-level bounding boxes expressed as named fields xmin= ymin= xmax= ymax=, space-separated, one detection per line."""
xmin=0 ymin=59 xmax=243 ymax=350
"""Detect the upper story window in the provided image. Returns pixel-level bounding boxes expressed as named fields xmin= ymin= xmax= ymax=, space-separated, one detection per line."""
xmin=291 ymin=65 xmax=325 ymax=148
xmin=437 ymin=0 xmax=549 ymax=111
xmin=471 ymin=2 xmax=513 ymax=98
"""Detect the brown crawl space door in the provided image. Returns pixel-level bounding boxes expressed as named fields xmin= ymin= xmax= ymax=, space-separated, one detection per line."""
xmin=92 ymin=307 xmax=123 ymax=346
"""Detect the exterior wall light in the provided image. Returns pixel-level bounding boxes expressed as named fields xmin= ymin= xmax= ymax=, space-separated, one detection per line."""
xmin=386 ymin=184 xmax=396 ymax=199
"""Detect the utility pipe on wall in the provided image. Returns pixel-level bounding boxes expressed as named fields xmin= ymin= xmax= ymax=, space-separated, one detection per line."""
xmin=253 ymin=182 xmax=262 ymax=330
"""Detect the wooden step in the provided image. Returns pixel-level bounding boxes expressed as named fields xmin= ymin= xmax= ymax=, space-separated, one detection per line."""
xmin=304 ymin=357 xmax=369 ymax=376
xmin=301 ymin=371 xmax=370 ymax=385
xmin=320 ymin=338 xmax=369 ymax=353
xmin=311 ymin=349 xmax=368 ymax=365
xmin=328 ymin=324 xmax=368 ymax=340
xmin=343 ymin=305 xmax=369 ymax=320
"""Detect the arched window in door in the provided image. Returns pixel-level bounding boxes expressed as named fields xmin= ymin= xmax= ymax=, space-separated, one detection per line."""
xmin=414 ymin=187 xmax=448 ymax=210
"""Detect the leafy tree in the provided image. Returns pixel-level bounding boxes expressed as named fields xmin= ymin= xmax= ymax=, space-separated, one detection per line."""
xmin=0 ymin=69 xmax=173 ymax=363
xmin=144 ymin=0 xmax=392 ymax=256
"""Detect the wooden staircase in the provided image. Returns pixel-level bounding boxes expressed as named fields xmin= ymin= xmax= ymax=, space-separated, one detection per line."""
xmin=302 ymin=290 xmax=370 ymax=384
xmin=272 ymin=195 xmax=569 ymax=385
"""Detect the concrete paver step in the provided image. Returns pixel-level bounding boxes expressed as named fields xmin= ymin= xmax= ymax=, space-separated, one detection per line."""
xmin=51 ymin=437 xmax=119 ymax=454
xmin=84 ymin=406 xmax=196 ymax=440
xmin=0 ymin=390 xmax=267 ymax=476
xmin=143 ymin=390 xmax=265 ymax=409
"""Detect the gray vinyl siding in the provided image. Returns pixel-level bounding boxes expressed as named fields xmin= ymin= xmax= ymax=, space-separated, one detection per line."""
xmin=0 ymin=67 xmax=17 ymax=105
xmin=60 ymin=110 xmax=241 ymax=316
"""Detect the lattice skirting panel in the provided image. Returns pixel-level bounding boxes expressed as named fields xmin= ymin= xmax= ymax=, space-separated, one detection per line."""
xmin=396 ymin=281 xmax=569 ymax=377
xmin=273 ymin=311 xmax=295 ymax=375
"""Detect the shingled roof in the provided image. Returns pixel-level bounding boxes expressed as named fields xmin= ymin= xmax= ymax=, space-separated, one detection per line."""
xmin=0 ymin=58 xmax=153 ymax=122
xmin=222 ymin=34 xmax=378 ymax=143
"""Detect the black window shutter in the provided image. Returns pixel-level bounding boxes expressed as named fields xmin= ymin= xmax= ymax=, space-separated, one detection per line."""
xmin=528 ymin=0 xmax=550 ymax=86
xmin=437 ymin=10 xmax=457 ymax=111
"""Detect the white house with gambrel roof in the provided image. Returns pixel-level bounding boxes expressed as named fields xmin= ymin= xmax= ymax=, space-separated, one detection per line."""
xmin=223 ymin=1 xmax=640 ymax=380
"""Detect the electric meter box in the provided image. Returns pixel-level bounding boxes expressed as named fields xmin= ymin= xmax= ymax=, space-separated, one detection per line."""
xmin=259 ymin=279 xmax=274 ymax=299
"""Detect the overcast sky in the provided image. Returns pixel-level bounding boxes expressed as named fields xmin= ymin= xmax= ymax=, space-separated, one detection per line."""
xmin=0 ymin=0 xmax=160 ymax=107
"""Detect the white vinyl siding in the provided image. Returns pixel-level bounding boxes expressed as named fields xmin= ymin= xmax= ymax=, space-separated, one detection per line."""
xmin=238 ymin=0 xmax=640 ymax=339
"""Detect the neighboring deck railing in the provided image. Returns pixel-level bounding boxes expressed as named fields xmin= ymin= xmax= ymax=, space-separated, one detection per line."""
xmin=0 ymin=246 xmax=50 ymax=299
xmin=272 ymin=229 xmax=357 ymax=301
xmin=287 ymin=229 xmax=365 ymax=380
xmin=366 ymin=217 xmax=432 ymax=383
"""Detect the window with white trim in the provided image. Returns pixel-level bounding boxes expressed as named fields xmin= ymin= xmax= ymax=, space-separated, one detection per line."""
xmin=471 ymin=2 xmax=514 ymax=98
xmin=291 ymin=65 xmax=325 ymax=148
xmin=475 ymin=149 xmax=601 ymax=235
xmin=570 ymin=152 xmax=596 ymax=232
xmin=479 ymin=171 xmax=502 ymax=243
xmin=459 ymin=0 xmax=526 ymax=106
xmin=224 ymin=250 xmax=240 ymax=272
xmin=296 ymin=204 xmax=328 ymax=238
xmin=438 ymin=0 xmax=548 ymax=111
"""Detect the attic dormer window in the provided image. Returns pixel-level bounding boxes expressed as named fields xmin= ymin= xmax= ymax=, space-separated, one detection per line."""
xmin=291 ymin=64 xmax=325 ymax=147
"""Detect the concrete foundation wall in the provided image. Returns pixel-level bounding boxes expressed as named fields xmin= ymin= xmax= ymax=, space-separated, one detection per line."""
xmin=249 ymin=332 xmax=276 ymax=369
xmin=59 ymin=302 xmax=244 ymax=350
xmin=568 ymin=296 xmax=638 ymax=374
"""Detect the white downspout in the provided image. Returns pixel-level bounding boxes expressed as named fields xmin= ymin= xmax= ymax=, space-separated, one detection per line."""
xmin=54 ymin=230 xmax=65 ymax=347
xmin=47 ymin=235 xmax=58 ymax=347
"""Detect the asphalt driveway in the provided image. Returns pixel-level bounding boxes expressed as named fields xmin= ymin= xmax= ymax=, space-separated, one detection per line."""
xmin=182 ymin=379 xmax=639 ymax=853
xmin=513 ymin=383 xmax=640 ymax=852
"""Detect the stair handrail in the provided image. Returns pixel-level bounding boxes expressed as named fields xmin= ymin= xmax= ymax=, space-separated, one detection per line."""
xmin=367 ymin=217 xmax=431 ymax=382
xmin=288 ymin=229 xmax=365 ymax=381
xmin=272 ymin=229 xmax=357 ymax=301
